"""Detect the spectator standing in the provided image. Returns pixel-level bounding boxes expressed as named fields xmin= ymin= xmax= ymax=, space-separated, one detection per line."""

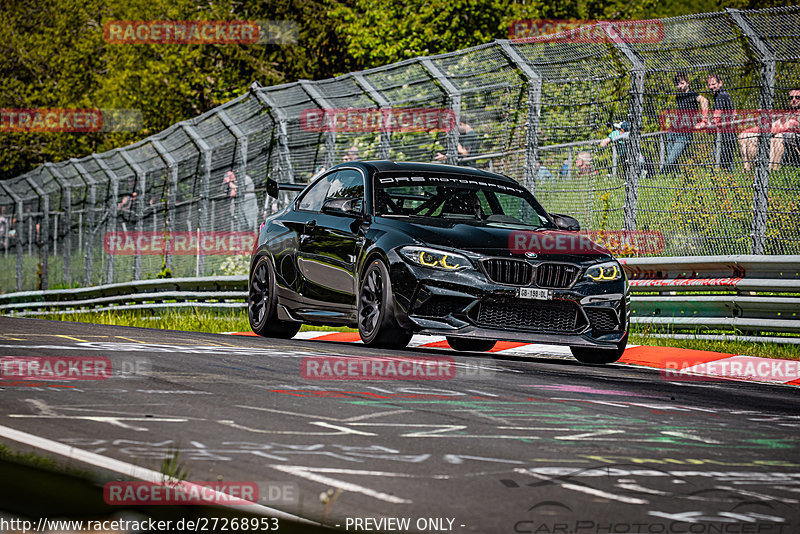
xmin=0 ymin=205 xmax=8 ymax=251
xmin=773 ymin=88 xmax=800 ymax=168
xmin=435 ymin=122 xmax=479 ymax=167
xmin=707 ymin=74 xmax=737 ymax=171
xmin=223 ymin=170 xmax=259 ymax=230
xmin=659 ymin=72 xmax=709 ymax=175
xmin=738 ymin=87 xmax=800 ymax=171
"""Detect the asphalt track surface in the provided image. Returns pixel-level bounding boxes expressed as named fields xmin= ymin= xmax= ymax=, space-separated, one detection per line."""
xmin=1 ymin=316 xmax=799 ymax=533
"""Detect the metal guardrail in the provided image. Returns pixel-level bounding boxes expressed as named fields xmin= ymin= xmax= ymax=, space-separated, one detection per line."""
xmin=621 ymin=255 xmax=800 ymax=336
xmin=0 ymin=276 xmax=247 ymax=315
xmin=1 ymin=256 xmax=799 ymax=340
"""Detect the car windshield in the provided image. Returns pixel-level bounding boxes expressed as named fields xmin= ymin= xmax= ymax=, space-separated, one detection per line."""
xmin=374 ymin=174 xmax=556 ymax=229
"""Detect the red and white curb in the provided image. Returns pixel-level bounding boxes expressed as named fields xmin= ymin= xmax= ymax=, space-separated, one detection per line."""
xmin=225 ymin=330 xmax=800 ymax=387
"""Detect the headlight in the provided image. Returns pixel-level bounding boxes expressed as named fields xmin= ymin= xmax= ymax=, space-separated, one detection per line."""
xmin=399 ymin=246 xmax=470 ymax=271
xmin=585 ymin=260 xmax=623 ymax=282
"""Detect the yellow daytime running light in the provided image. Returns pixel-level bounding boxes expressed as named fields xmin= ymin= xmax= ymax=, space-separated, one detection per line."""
xmin=440 ymin=255 xmax=459 ymax=270
xmin=416 ymin=250 xmax=462 ymax=270
xmin=419 ymin=251 xmax=439 ymax=268
xmin=588 ymin=264 xmax=619 ymax=281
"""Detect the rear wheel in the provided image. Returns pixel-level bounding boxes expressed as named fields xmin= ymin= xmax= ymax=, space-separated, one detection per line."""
xmin=358 ymin=259 xmax=412 ymax=349
xmin=249 ymin=256 xmax=301 ymax=338
xmin=446 ymin=337 xmax=497 ymax=352
xmin=570 ymin=333 xmax=628 ymax=364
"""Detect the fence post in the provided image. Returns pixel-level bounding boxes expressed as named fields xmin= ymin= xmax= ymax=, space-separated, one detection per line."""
xmin=23 ymin=175 xmax=49 ymax=290
xmin=0 ymin=183 xmax=24 ymax=291
xmin=420 ymin=58 xmax=461 ymax=166
xmin=727 ymin=8 xmax=776 ymax=255
xmin=181 ymin=123 xmax=212 ymax=275
xmin=300 ymin=81 xmax=337 ymax=169
xmin=251 ymin=85 xmax=295 ymax=211
xmin=152 ymin=140 xmax=178 ymax=271
xmin=44 ymin=164 xmax=71 ymax=286
xmin=95 ymin=157 xmax=119 ymax=283
xmin=119 ymin=150 xmax=146 ymax=280
xmin=71 ymin=160 xmax=97 ymax=286
xmin=354 ymin=73 xmax=393 ymax=160
xmin=607 ymin=24 xmax=646 ymax=232
xmin=498 ymin=40 xmax=542 ymax=192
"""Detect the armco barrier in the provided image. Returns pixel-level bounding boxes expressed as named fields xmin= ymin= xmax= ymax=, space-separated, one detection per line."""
xmin=1 ymin=256 xmax=798 ymax=339
xmin=0 ymin=275 xmax=247 ymax=315
xmin=622 ymin=255 xmax=800 ymax=335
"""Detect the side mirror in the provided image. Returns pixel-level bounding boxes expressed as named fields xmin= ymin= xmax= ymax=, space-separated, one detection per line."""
xmin=322 ymin=197 xmax=362 ymax=216
xmin=551 ymin=213 xmax=580 ymax=231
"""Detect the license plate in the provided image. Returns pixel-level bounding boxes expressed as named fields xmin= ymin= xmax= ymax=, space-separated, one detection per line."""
xmin=517 ymin=287 xmax=551 ymax=300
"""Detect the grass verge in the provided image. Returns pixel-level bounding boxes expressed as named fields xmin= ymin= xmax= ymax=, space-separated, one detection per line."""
xmin=25 ymin=309 xmax=800 ymax=360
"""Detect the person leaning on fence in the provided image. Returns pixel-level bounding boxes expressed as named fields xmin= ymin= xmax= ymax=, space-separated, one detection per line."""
xmin=599 ymin=120 xmax=655 ymax=178
xmin=658 ymin=72 xmax=709 ymax=175
xmin=707 ymin=73 xmax=737 ymax=172
xmin=774 ymin=88 xmax=800 ymax=168
xmin=223 ymin=170 xmax=259 ymax=230
xmin=738 ymin=87 xmax=800 ymax=172
xmin=435 ymin=122 xmax=479 ymax=167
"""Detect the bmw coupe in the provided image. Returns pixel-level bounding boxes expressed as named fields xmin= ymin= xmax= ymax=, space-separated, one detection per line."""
xmin=249 ymin=161 xmax=629 ymax=364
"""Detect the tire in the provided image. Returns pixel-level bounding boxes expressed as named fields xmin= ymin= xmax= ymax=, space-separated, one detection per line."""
xmin=358 ymin=258 xmax=412 ymax=349
xmin=570 ymin=332 xmax=628 ymax=364
xmin=446 ymin=337 xmax=497 ymax=352
xmin=249 ymin=256 xmax=301 ymax=339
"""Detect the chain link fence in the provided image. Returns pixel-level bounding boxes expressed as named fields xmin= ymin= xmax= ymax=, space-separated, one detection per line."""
xmin=1 ymin=7 xmax=799 ymax=292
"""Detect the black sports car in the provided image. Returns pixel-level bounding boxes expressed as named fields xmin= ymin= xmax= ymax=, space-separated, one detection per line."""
xmin=249 ymin=161 xmax=629 ymax=364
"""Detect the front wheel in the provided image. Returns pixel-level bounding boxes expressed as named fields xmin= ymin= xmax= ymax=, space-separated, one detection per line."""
xmin=358 ymin=259 xmax=412 ymax=349
xmin=570 ymin=333 xmax=628 ymax=364
xmin=249 ymin=256 xmax=301 ymax=339
xmin=446 ymin=337 xmax=497 ymax=352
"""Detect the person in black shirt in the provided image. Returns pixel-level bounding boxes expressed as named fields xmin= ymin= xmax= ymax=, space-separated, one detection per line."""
xmin=435 ymin=122 xmax=479 ymax=167
xmin=659 ymin=72 xmax=709 ymax=175
xmin=707 ymin=73 xmax=737 ymax=171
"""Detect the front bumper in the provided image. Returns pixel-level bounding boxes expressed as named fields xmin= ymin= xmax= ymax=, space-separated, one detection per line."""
xmin=390 ymin=258 xmax=629 ymax=350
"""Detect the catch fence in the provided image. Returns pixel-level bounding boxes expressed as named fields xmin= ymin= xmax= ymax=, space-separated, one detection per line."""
xmin=1 ymin=7 xmax=799 ymax=291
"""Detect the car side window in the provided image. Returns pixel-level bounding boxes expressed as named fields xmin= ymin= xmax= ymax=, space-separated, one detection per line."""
xmin=297 ymin=174 xmax=332 ymax=212
xmin=325 ymin=169 xmax=365 ymax=211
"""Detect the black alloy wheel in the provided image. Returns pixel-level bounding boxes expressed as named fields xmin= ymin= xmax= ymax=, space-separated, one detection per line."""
xmin=358 ymin=259 xmax=412 ymax=348
xmin=249 ymin=256 xmax=301 ymax=338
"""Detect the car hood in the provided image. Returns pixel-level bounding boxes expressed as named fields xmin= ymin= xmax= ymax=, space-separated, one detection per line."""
xmin=376 ymin=217 xmax=613 ymax=262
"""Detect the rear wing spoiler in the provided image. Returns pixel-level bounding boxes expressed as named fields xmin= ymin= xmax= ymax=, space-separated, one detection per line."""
xmin=266 ymin=178 xmax=305 ymax=198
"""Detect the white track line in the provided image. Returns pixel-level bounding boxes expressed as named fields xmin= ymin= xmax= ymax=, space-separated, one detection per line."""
xmin=0 ymin=424 xmax=313 ymax=523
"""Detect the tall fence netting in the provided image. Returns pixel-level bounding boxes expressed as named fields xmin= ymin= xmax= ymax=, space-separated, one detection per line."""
xmin=1 ymin=7 xmax=799 ymax=291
